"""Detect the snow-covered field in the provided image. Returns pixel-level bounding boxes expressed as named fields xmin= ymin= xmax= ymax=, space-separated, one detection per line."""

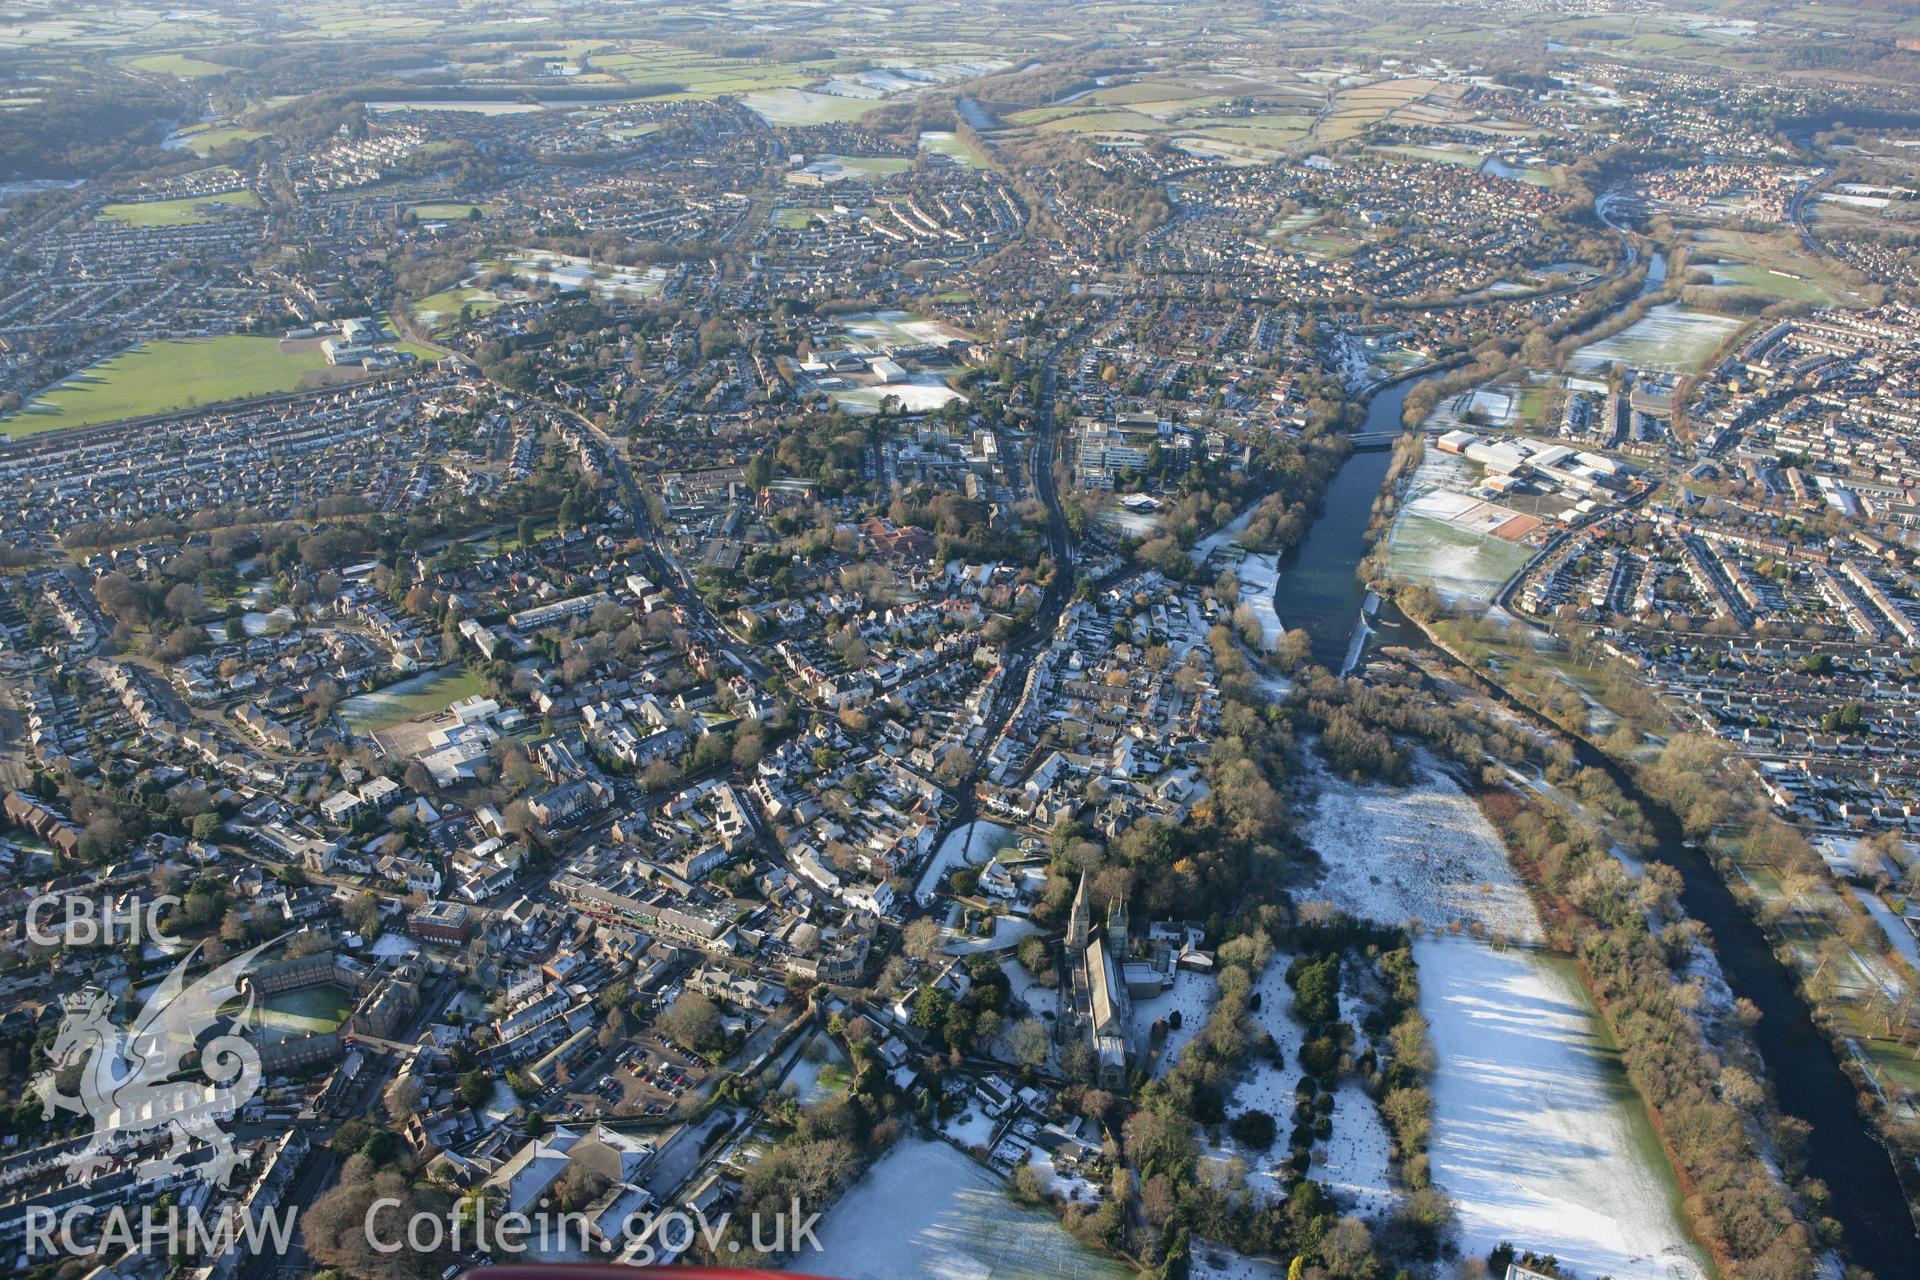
xmin=1318 ymin=976 xmax=1396 ymax=1217
xmin=742 ymin=88 xmax=882 ymax=125
xmin=1570 ymin=304 xmax=1744 ymax=375
xmin=1207 ymin=960 xmax=1307 ymax=1203
xmin=204 ymin=606 xmax=294 ymax=641
xmin=1852 ymin=886 xmax=1920 ymax=975
xmin=1194 ymin=504 xmax=1257 ymax=562
xmin=367 ymin=932 xmax=421 ymax=960
xmin=1233 ymin=550 xmax=1285 ymax=653
xmin=939 ymin=1107 xmax=999 ymax=1151
xmin=1385 ymin=449 xmax=1535 ymax=606
xmin=1190 ymin=1246 xmax=1286 ymax=1280
xmin=1129 ymin=969 xmax=1219 ymax=1078
xmin=782 ymin=1033 xmax=850 ymax=1106
xmin=1003 ymin=955 xmax=1061 ymax=1020
xmin=1202 ymin=957 xmax=1396 ymax=1217
xmin=917 ymin=820 xmax=1014 ymax=905
xmin=1419 ymin=934 xmax=1710 ymax=1280
xmin=1386 ymin=512 xmax=1533 ymax=606
xmin=1024 ymin=1148 xmax=1100 ymax=1204
xmin=499 ymin=249 xmax=667 ymax=299
xmin=1464 ymin=386 xmax=1519 ymax=426
xmin=1304 ymin=753 xmax=1542 ymax=942
xmin=831 ymin=378 xmax=967 ymax=415
xmin=943 ymin=915 xmax=1039 ymax=956
xmin=842 ymin=310 xmax=971 ymax=348
xmin=1192 ymin=503 xmax=1286 ymax=652
xmin=1097 ymin=501 xmax=1161 ymax=538
xmin=1206 ymin=960 xmax=1301 ymax=1185
xmin=795 ymin=1138 xmax=1129 ymax=1280
xmin=1306 ymin=754 xmax=1709 ymax=1274
xmin=1321 ymin=1079 xmax=1395 ymax=1219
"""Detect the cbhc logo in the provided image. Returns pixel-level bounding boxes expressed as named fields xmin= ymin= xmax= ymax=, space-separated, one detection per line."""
xmin=26 ymin=894 xmax=181 ymax=947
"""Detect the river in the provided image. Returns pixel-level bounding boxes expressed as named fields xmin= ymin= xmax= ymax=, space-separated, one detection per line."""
xmin=1271 ymin=375 xmax=1417 ymax=672
xmin=1283 ymin=240 xmax=1670 ymax=673
xmin=1271 ymin=361 xmax=1915 ymax=1275
xmin=955 ymin=97 xmax=999 ymax=131
xmin=1539 ymin=688 xmax=1918 ymax=1279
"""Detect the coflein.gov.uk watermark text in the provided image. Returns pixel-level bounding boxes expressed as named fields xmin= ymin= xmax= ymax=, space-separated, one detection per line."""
xmin=25 ymin=1200 xmax=825 ymax=1264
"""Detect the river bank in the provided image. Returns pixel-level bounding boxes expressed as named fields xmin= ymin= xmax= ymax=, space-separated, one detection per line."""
xmin=1267 ymin=344 xmax=1908 ymax=1274
xmin=1302 ymin=751 xmax=1712 ymax=1280
xmin=1387 ymin=610 xmax=1918 ymax=1277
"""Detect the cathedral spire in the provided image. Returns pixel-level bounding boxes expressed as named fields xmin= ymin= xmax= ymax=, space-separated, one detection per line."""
xmin=1068 ymin=867 xmax=1091 ymax=951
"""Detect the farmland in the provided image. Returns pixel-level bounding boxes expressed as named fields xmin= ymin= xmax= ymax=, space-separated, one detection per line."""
xmin=739 ymin=88 xmax=881 ymax=126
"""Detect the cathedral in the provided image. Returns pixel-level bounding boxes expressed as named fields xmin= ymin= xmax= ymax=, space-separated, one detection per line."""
xmin=1065 ymin=869 xmax=1142 ymax=1089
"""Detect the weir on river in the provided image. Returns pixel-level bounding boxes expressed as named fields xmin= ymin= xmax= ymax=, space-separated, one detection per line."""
xmin=1267 ymin=372 xmax=1418 ymax=674
xmin=1292 ymin=248 xmax=1672 ymax=675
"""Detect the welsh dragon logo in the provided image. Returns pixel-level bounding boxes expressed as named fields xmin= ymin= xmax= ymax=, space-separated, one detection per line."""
xmin=33 ymin=942 xmax=267 ymax=1187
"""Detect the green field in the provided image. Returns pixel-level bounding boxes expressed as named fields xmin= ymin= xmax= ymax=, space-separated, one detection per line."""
xmin=1082 ymin=79 xmax=1215 ymax=107
xmin=919 ymin=130 xmax=989 ymax=169
xmin=177 ymin=124 xmax=266 ymax=156
xmin=1686 ymin=228 xmax=1862 ymax=306
xmin=1373 ymin=142 xmax=1485 ymax=167
xmin=393 ymin=341 xmax=444 ymax=363
xmin=371 ymin=312 xmax=444 ymax=364
xmin=412 ymin=286 xmax=503 ymax=331
xmin=1017 ymin=106 xmax=1166 ymax=135
xmin=1292 ymin=229 xmax=1367 ymax=258
xmin=98 ymin=189 xmax=260 ymax=227
xmin=1182 ymin=113 xmax=1312 ymax=144
xmin=1173 ymin=122 xmax=1310 ymax=162
xmin=1386 ymin=511 xmax=1535 ymax=604
xmin=258 ymin=985 xmax=353 ymax=1044
xmin=128 ymin=51 xmax=235 ymax=78
xmin=594 ymin=42 xmax=826 ymax=98
xmin=0 ymin=337 xmax=331 ymax=437
xmin=739 ymin=88 xmax=879 ymax=125
xmin=341 ymin=665 xmax=486 ymax=733
xmin=412 ymin=202 xmax=497 ymax=221
xmin=1701 ymin=262 xmax=1838 ymax=303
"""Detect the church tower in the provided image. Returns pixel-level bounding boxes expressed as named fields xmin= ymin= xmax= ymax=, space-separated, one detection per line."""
xmin=1068 ymin=868 xmax=1091 ymax=951
xmin=1107 ymin=894 xmax=1129 ymax=959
